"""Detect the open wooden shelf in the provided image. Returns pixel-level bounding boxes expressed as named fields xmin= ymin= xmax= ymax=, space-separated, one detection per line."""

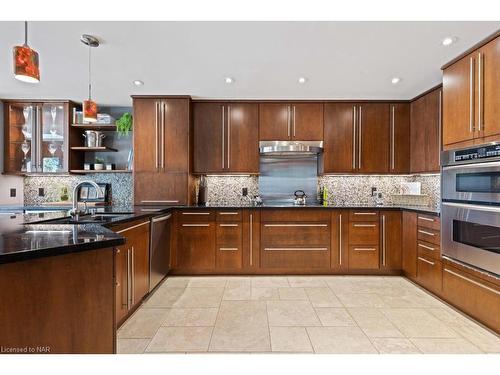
xmin=70 ymin=169 xmax=132 ymax=174
xmin=70 ymin=146 xmax=118 ymax=152
xmin=71 ymin=123 xmax=117 ymax=131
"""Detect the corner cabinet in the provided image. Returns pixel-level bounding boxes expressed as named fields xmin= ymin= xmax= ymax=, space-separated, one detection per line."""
xmin=133 ymin=96 xmax=192 ymax=205
xmin=193 ymin=102 xmax=259 ymax=174
xmin=3 ymin=100 xmax=76 ymax=174
xmin=443 ymin=35 xmax=500 ymax=149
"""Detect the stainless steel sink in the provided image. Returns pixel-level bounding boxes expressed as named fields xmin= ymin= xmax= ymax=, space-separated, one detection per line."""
xmin=38 ymin=213 xmax=127 ymax=225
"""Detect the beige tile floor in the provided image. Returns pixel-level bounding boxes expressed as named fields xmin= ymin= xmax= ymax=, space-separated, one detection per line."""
xmin=116 ymin=276 xmax=500 ymax=354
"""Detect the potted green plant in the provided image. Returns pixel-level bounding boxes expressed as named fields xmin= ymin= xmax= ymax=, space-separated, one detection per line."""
xmin=116 ymin=113 xmax=133 ymax=136
xmin=94 ymin=156 xmax=105 ymax=171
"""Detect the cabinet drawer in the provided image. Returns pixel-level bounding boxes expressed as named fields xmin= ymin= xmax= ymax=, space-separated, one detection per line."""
xmin=417 ymin=240 xmax=440 ymax=261
xmin=176 ymin=223 xmax=216 ymax=269
xmin=216 ymin=210 xmax=242 ymax=222
xmin=417 ymin=214 xmax=440 ymax=230
xmin=349 ymin=210 xmax=379 ymax=222
xmin=348 ymin=246 xmax=380 ymax=269
xmin=261 ymin=209 xmax=331 ymax=222
xmin=348 ymin=222 xmax=379 ymax=245
xmin=417 ymin=227 xmax=440 ymax=245
xmin=178 ymin=210 xmax=215 ymax=222
xmin=216 ymin=223 xmax=242 ymax=246
xmin=442 ymin=265 xmax=500 ymax=331
xmin=261 ymin=222 xmax=330 ymax=246
xmin=216 ymin=222 xmax=243 ymax=270
xmin=417 ymin=256 xmax=442 ymax=293
xmin=261 ymin=247 xmax=330 ymax=269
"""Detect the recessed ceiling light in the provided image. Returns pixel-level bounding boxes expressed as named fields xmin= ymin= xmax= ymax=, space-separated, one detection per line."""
xmin=391 ymin=77 xmax=401 ymax=84
xmin=442 ymin=36 xmax=458 ymax=46
xmin=225 ymin=77 xmax=234 ymax=84
xmin=298 ymin=77 xmax=308 ymax=84
xmin=132 ymin=80 xmax=144 ymax=86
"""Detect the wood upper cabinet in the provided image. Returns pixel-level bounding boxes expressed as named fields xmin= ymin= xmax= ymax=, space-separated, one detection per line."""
xmin=133 ymin=97 xmax=191 ymax=205
xmin=259 ymin=102 xmax=323 ymax=141
xmin=410 ymin=88 xmax=441 ymax=173
xmin=323 ymin=103 xmax=356 ymax=173
xmin=380 ymin=210 xmax=402 ymax=271
xmin=443 ymin=35 xmax=500 ymax=148
xmin=193 ymin=102 xmax=259 ymax=173
xmin=389 ymin=104 xmax=410 ymax=173
xmin=358 ymin=103 xmax=390 ymax=173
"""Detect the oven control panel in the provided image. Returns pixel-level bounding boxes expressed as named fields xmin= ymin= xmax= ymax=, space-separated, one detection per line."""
xmin=455 ymin=144 xmax=500 ymax=162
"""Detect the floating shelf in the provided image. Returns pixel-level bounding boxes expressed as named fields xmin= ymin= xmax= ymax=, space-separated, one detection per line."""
xmin=70 ymin=146 xmax=118 ymax=152
xmin=70 ymin=169 xmax=132 ymax=174
xmin=71 ymin=123 xmax=117 ymax=131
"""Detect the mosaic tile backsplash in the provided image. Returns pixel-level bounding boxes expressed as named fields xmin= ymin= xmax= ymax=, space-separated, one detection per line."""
xmin=24 ymin=173 xmax=133 ymax=206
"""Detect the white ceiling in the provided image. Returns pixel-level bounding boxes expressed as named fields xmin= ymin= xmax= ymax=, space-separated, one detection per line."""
xmin=0 ymin=21 xmax=499 ymax=106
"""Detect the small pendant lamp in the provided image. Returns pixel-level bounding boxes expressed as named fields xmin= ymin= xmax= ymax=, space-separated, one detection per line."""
xmin=81 ymin=34 xmax=100 ymax=123
xmin=13 ymin=21 xmax=40 ymax=83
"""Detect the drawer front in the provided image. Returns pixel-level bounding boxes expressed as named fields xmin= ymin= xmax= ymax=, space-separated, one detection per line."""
xmin=417 ymin=227 xmax=440 ymax=245
xmin=261 ymin=247 xmax=330 ymax=269
xmin=216 ymin=223 xmax=242 ymax=247
xmin=442 ymin=265 xmax=500 ymax=331
xmin=417 ymin=240 xmax=440 ymax=260
xmin=417 ymin=256 xmax=442 ymax=293
xmin=349 ymin=210 xmax=379 ymax=222
xmin=176 ymin=223 xmax=216 ymax=269
xmin=178 ymin=210 xmax=215 ymax=222
xmin=348 ymin=222 xmax=379 ymax=245
xmin=261 ymin=209 xmax=331 ymax=222
xmin=216 ymin=210 xmax=242 ymax=222
xmin=417 ymin=214 xmax=440 ymax=230
xmin=261 ymin=222 xmax=330 ymax=246
xmin=348 ymin=246 xmax=380 ymax=269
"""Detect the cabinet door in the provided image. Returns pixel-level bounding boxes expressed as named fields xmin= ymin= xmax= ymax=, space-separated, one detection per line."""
xmin=417 ymin=256 xmax=442 ymax=294
xmin=425 ymin=89 xmax=441 ymax=172
xmin=133 ymin=99 xmax=159 ymax=172
xmin=130 ymin=222 xmax=150 ymax=307
xmin=443 ymin=53 xmax=476 ymax=146
xmin=115 ymin=245 xmax=129 ymax=325
xmin=358 ymin=103 xmax=390 ymax=173
xmin=259 ymin=103 xmax=290 ymax=141
xmin=193 ymin=102 xmax=225 ymax=173
xmin=176 ymin=222 xmax=216 ymax=270
xmin=410 ymin=96 xmax=427 ymax=173
xmin=134 ymin=172 xmax=188 ymax=205
xmin=161 ymin=99 xmax=190 ymax=172
xmin=216 ymin=222 xmax=243 ymax=269
xmin=227 ymin=103 xmax=259 ymax=173
xmin=380 ymin=211 xmax=402 ymax=271
xmin=402 ymin=211 xmax=417 ymax=279
xmin=291 ymin=103 xmax=324 ymax=140
xmin=389 ymin=104 xmax=410 ymax=173
xmin=480 ymin=37 xmax=500 ymax=139
xmin=331 ymin=210 xmax=349 ymax=270
xmin=323 ymin=103 xmax=356 ymax=173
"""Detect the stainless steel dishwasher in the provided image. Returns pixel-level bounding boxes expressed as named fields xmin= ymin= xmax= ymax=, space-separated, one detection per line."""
xmin=149 ymin=213 xmax=172 ymax=291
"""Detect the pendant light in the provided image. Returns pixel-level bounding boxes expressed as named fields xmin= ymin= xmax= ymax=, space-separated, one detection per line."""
xmin=81 ymin=34 xmax=99 ymax=123
xmin=13 ymin=21 xmax=40 ymax=83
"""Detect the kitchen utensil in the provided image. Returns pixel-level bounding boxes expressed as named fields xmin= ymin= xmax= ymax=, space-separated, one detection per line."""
xmin=293 ymin=190 xmax=307 ymax=205
xmin=83 ymin=130 xmax=106 ymax=147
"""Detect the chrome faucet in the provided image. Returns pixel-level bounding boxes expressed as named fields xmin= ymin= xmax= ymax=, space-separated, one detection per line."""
xmin=69 ymin=180 xmax=103 ymax=220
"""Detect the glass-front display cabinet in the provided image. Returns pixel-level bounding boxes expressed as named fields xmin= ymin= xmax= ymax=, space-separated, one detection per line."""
xmin=3 ymin=100 xmax=78 ymax=174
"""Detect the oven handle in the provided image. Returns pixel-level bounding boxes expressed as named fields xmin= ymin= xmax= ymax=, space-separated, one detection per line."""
xmin=442 ymin=202 xmax=500 ymax=213
xmin=443 ymin=160 xmax=500 ymax=170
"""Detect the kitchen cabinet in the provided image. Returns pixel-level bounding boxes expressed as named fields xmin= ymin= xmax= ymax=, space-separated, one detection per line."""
xmin=348 ymin=209 xmax=380 ymax=269
xmin=443 ymin=36 xmax=500 ymax=148
xmin=193 ymin=102 xmax=259 ymax=174
xmin=358 ymin=103 xmax=390 ymax=173
xmin=331 ymin=210 xmax=349 ymax=270
xmin=3 ymin=100 xmax=76 ymax=174
xmin=380 ymin=211 xmax=402 ymax=271
xmin=112 ymin=219 xmax=151 ymax=326
xmin=401 ymin=211 xmax=418 ymax=279
xmin=216 ymin=210 xmax=243 ymax=270
xmin=243 ymin=209 xmax=261 ymax=270
xmin=259 ymin=102 xmax=323 ymax=141
xmin=417 ymin=255 xmax=442 ymax=294
xmin=389 ymin=104 xmax=410 ymax=173
xmin=133 ymin=97 xmax=191 ymax=205
xmin=410 ymin=88 xmax=441 ymax=173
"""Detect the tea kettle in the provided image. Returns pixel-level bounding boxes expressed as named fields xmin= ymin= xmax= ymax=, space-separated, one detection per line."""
xmin=293 ymin=190 xmax=307 ymax=205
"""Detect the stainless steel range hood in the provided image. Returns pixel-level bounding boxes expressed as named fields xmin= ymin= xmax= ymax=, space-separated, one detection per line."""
xmin=259 ymin=141 xmax=323 ymax=156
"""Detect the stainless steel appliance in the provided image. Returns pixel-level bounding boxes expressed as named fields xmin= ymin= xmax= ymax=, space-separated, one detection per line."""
xmin=442 ymin=143 xmax=500 ymax=275
xmin=149 ymin=213 xmax=171 ymax=291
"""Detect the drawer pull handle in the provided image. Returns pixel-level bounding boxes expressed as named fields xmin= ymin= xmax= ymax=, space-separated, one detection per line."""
xmin=219 ymin=212 xmax=239 ymax=215
xmin=182 ymin=212 xmax=211 ymax=215
xmin=418 ymin=229 xmax=435 ymax=236
xmin=141 ymin=200 xmax=179 ymax=203
xmin=219 ymin=224 xmax=239 ymax=227
xmin=264 ymin=224 xmax=328 ymax=227
xmin=264 ymin=247 xmax=328 ymax=251
xmin=353 ymin=224 xmax=376 ymax=227
xmin=444 ymin=268 xmax=500 ymax=296
xmin=353 ymin=247 xmax=376 ymax=251
xmin=219 ymin=247 xmax=239 ymax=251
xmin=182 ymin=224 xmax=210 ymax=227
xmin=353 ymin=212 xmax=377 ymax=215
xmin=116 ymin=221 xmax=150 ymax=234
xmin=418 ymin=243 xmax=436 ymax=251
xmin=418 ymin=257 xmax=435 ymax=266
xmin=418 ymin=216 xmax=435 ymax=222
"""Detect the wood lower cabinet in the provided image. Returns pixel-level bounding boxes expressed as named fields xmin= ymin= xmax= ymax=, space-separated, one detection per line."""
xmin=417 ymin=255 xmax=442 ymax=294
xmin=176 ymin=218 xmax=216 ymax=271
xmin=348 ymin=210 xmax=380 ymax=270
xmin=216 ymin=210 xmax=243 ymax=270
xmin=380 ymin=211 xmax=402 ymax=271
xmin=402 ymin=211 xmax=418 ymax=278
xmin=331 ymin=210 xmax=349 ymax=270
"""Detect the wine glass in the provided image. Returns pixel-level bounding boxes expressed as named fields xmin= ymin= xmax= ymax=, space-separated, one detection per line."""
xmin=50 ymin=106 xmax=58 ymax=136
xmin=21 ymin=142 xmax=30 ymax=157
xmin=22 ymin=107 xmax=31 ymax=139
xmin=48 ymin=142 xmax=57 ymax=156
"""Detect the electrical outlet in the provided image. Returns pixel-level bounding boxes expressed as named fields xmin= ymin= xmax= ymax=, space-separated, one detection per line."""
xmin=242 ymin=187 xmax=248 ymax=196
xmin=38 ymin=188 xmax=45 ymax=197
xmin=10 ymin=188 xmax=16 ymax=197
xmin=371 ymin=187 xmax=377 ymax=197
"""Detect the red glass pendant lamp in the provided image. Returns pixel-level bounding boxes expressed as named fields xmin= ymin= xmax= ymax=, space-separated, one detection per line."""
xmin=81 ymin=34 xmax=100 ymax=123
xmin=13 ymin=21 xmax=40 ymax=83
